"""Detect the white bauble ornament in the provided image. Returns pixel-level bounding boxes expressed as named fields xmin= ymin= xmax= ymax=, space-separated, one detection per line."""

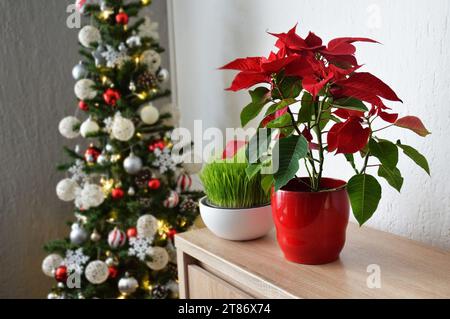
xmin=112 ymin=114 xmax=135 ymax=141
xmin=118 ymin=274 xmax=139 ymax=294
xmin=146 ymin=247 xmax=169 ymax=271
xmin=56 ymin=178 xmax=79 ymax=202
xmin=141 ymin=50 xmax=161 ymax=73
xmin=85 ymin=260 xmax=109 ymax=284
xmin=78 ymin=25 xmax=101 ymax=48
xmin=137 ymin=214 xmax=158 ymax=238
xmin=42 ymin=254 xmax=63 ymax=277
xmin=75 ymin=79 xmax=97 ymax=100
xmin=163 ymin=191 xmax=179 ymax=208
xmin=70 ymin=223 xmax=89 ymax=245
xmin=139 ymin=103 xmax=159 ymax=125
xmin=80 ymin=117 xmax=100 ymax=138
xmin=107 ymin=228 xmax=127 ymax=249
xmin=59 ymin=116 xmax=81 ymax=139
xmin=80 ymin=184 xmax=105 ymax=208
xmin=123 ymin=153 xmax=143 ymax=175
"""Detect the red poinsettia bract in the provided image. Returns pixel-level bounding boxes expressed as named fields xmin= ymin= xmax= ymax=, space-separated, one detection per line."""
xmin=221 ymin=23 xmax=410 ymax=155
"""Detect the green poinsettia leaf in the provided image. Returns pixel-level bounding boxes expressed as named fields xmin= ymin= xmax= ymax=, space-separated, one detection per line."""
xmin=240 ymin=87 xmax=271 ymax=127
xmin=378 ymin=165 xmax=403 ymax=192
xmin=298 ymin=92 xmax=315 ymax=123
xmin=397 ymin=141 xmax=430 ymax=175
xmin=347 ymin=174 xmax=382 ymax=226
xmin=273 ymin=135 xmax=308 ymax=191
xmin=369 ymin=138 xmax=398 ymax=168
xmin=333 ymin=97 xmax=368 ymax=112
xmin=267 ymin=113 xmax=291 ymax=129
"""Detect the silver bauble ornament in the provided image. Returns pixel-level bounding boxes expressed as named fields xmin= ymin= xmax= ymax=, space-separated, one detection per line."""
xmin=157 ymin=68 xmax=169 ymax=84
xmin=129 ymin=81 xmax=137 ymax=92
xmin=72 ymin=61 xmax=89 ymax=80
xmin=47 ymin=292 xmax=60 ymax=299
xmin=127 ymin=187 xmax=136 ymax=196
xmin=96 ymin=153 xmax=109 ymax=166
xmin=70 ymin=223 xmax=88 ymax=245
xmin=105 ymin=257 xmax=118 ymax=267
xmin=105 ymin=144 xmax=115 ymax=153
xmin=90 ymin=229 xmax=101 ymax=242
xmin=123 ymin=153 xmax=143 ymax=175
xmin=118 ymin=273 xmax=139 ymax=294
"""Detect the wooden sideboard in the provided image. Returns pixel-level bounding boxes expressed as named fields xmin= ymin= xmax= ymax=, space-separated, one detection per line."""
xmin=175 ymin=223 xmax=450 ymax=299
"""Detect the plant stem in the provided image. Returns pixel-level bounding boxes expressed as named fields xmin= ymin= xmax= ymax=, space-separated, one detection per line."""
xmin=315 ymin=97 xmax=325 ymax=191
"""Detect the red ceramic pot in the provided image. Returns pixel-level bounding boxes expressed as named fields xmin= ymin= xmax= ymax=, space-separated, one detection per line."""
xmin=271 ymin=177 xmax=349 ymax=265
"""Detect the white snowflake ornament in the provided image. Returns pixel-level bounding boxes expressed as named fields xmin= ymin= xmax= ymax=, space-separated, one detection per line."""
xmin=153 ymin=147 xmax=178 ymax=173
xmin=102 ymin=45 xmax=130 ymax=68
xmin=128 ymin=236 xmax=153 ymax=261
xmin=64 ymin=248 xmax=90 ymax=275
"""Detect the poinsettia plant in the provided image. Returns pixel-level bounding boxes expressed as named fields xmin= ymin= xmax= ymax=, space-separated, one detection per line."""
xmin=221 ymin=24 xmax=431 ymax=225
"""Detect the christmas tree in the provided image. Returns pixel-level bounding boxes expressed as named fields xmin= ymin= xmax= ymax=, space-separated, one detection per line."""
xmin=42 ymin=0 xmax=202 ymax=299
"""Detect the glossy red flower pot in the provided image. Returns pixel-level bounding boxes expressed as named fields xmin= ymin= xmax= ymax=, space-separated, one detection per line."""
xmin=271 ymin=177 xmax=350 ymax=265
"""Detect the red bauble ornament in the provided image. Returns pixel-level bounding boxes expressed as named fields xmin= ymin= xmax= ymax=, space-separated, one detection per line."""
xmin=54 ymin=265 xmax=68 ymax=282
xmin=108 ymin=266 xmax=119 ymax=279
xmin=78 ymin=100 xmax=89 ymax=111
xmin=148 ymin=140 xmax=165 ymax=152
xmin=148 ymin=179 xmax=161 ymax=190
xmin=126 ymin=227 xmax=138 ymax=238
xmin=84 ymin=145 xmax=101 ymax=164
xmin=111 ymin=188 xmax=125 ymax=200
xmin=115 ymin=12 xmax=129 ymax=25
xmin=167 ymin=229 xmax=177 ymax=240
xmin=103 ymin=88 xmax=121 ymax=106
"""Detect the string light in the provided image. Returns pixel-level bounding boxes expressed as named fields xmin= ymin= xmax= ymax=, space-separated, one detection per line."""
xmin=134 ymin=56 xmax=141 ymax=65
xmin=158 ymin=220 xmax=171 ymax=239
xmin=141 ymin=0 xmax=152 ymax=6
xmin=117 ymin=293 xmax=127 ymax=299
xmin=99 ymin=9 xmax=113 ymax=20
xmin=100 ymin=178 xmax=115 ymax=194
xmin=136 ymin=91 xmax=148 ymax=100
xmin=110 ymin=154 xmax=121 ymax=163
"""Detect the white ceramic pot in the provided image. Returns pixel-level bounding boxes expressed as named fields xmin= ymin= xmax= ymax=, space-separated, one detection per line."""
xmin=199 ymin=197 xmax=274 ymax=241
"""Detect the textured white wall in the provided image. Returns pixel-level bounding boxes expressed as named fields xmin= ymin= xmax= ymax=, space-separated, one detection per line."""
xmin=171 ymin=0 xmax=450 ymax=248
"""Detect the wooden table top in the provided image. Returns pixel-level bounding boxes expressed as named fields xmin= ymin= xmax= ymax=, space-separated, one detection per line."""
xmin=175 ymin=223 xmax=450 ymax=298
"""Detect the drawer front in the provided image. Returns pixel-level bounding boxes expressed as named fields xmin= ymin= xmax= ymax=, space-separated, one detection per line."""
xmin=188 ymin=265 xmax=253 ymax=299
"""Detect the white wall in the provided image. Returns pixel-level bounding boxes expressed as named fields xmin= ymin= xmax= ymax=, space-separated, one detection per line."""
xmin=171 ymin=0 xmax=450 ymax=249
